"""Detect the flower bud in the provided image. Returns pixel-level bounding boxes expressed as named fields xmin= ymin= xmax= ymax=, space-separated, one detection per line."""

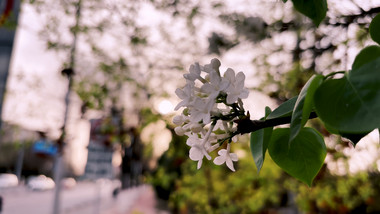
xmin=174 ymin=126 xmax=186 ymax=136
xmin=172 ymin=115 xmax=184 ymax=125
xmin=190 ymin=123 xmax=203 ymax=133
xmin=211 ymin=58 xmax=221 ymax=70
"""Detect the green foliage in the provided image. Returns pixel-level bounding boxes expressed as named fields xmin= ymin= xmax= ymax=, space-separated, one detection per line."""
xmin=252 ymin=13 xmax=380 ymax=184
xmin=290 ymin=74 xmax=323 ymax=143
xmin=250 ymin=107 xmax=273 ymax=173
xmin=352 ymin=45 xmax=380 ymax=70
xmin=287 ymin=0 xmax=327 ymax=26
xmin=370 ymin=13 xmax=380 ymax=45
xmin=140 ymin=108 xmax=161 ymax=129
xmin=268 ymin=128 xmax=326 ymax=186
xmin=324 ymin=122 xmax=370 ymax=146
xmin=267 ymin=96 xmax=298 ymax=120
xmin=285 ymin=173 xmax=377 ymax=213
xmin=148 ymin=128 xmax=188 ymax=200
xmin=151 ymin=132 xmax=380 ymax=213
xmin=0 ymin=12 xmax=18 ymax=30
xmin=76 ymin=82 xmax=108 ymax=110
xmin=314 ymin=58 xmax=380 ymax=133
xmin=167 ymin=143 xmax=285 ymax=213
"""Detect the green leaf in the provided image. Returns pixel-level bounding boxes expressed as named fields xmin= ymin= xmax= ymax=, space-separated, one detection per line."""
xmin=370 ymin=13 xmax=380 ymax=45
xmin=314 ymin=57 xmax=380 ymax=133
xmin=250 ymin=107 xmax=273 ymax=174
xmin=264 ymin=106 xmax=271 ymax=119
xmin=282 ymin=0 xmax=288 ymax=2
xmin=352 ymin=45 xmax=380 ymax=70
xmin=323 ymin=123 xmax=368 ymax=146
xmin=268 ymin=128 xmax=326 ymax=186
xmin=267 ymin=96 xmax=298 ymax=120
xmin=290 ymin=75 xmax=323 ymax=143
xmin=341 ymin=132 xmax=370 ymax=146
xmin=291 ymin=0 xmax=327 ymax=26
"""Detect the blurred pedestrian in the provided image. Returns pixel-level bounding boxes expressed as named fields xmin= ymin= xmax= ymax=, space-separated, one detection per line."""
xmin=130 ymin=127 xmax=143 ymax=186
xmin=0 ymin=195 xmax=3 ymax=214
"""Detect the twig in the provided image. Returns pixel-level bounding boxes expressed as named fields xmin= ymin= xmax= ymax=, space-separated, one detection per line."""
xmin=236 ymin=112 xmax=318 ymax=134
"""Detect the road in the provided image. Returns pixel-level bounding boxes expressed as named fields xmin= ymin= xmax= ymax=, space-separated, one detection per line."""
xmin=0 ymin=180 xmax=151 ymax=214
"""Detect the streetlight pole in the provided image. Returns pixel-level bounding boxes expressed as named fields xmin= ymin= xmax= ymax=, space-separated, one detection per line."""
xmin=52 ymin=1 xmax=81 ymax=213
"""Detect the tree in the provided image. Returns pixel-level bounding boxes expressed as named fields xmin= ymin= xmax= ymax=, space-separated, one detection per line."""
xmin=172 ymin=1 xmax=380 ymax=186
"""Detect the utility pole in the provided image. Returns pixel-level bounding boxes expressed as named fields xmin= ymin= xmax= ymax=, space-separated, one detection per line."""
xmin=52 ymin=1 xmax=81 ymax=214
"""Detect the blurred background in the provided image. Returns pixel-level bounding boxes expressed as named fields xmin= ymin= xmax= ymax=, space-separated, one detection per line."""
xmin=1 ymin=0 xmax=380 ymax=213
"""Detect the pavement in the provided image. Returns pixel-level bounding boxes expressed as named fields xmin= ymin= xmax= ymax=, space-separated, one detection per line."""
xmin=104 ymin=185 xmax=168 ymax=214
xmin=0 ymin=182 xmax=169 ymax=214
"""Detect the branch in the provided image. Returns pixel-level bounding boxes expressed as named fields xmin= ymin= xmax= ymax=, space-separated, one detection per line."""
xmin=236 ymin=112 xmax=318 ymax=135
xmin=328 ymin=6 xmax=380 ymax=27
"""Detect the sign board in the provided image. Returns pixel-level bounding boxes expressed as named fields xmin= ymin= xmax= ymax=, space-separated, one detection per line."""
xmin=83 ymin=119 xmax=115 ymax=180
xmin=83 ymin=141 xmax=114 ymax=180
xmin=32 ymin=139 xmax=58 ymax=156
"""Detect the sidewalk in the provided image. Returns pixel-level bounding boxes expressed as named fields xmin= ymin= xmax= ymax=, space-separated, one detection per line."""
xmin=103 ymin=185 xmax=169 ymax=214
xmin=0 ymin=181 xmax=167 ymax=214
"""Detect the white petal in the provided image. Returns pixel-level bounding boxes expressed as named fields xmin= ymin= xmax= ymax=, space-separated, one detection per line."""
xmin=207 ymin=143 xmax=220 ymax=153
xmin=174 ymin=101 xmax=186 ymax=110
xmin=189 ymin=147 xmax=203 ymax=161
xmin=184 ymin=73 xmax=197 ymax=81
xmin=209 ymin=70 xmax=221 ymax=85
xmin=197 ymin=159 xmax=203 ymax=169
xmin=203 ymin=64 xmax=214 ymax=73
xmin=217 ymin=149 xmax=228 ymax=156
xmin=190 ymin=123 xmax=203 ymax=133
xmin=224 ymin=68 xmax=235 ymax=82
xmin=201 ymin=84 xmax=214 ymax=94
xmin=231 ymin=135 xmax=238 ymax=142
xmin=239 ymin=89 xmax=249 ymax=99
xmin=190 ymin=63 xmax=201 ymax=76
xmin=219 ymin=79 xmax=230 ymax=91
xmin=190 ymin=111 xmax=203 ymax=123
xmin=202 ymin=115 xmax=211 ymax=124
xmin=226 ymin=94 xmax=238 ymax=104
xmin=236 ymin=72 xmax=245 ymax=83
xmin=230 ymin=153 xmax=238 ymax=161
xmin=172 ymin=115 xmax=184 ymax=125
xmin=204 ymin=152 xmax=212 ymax=160
xmin=174 ymin=127 xmax=186 ymax=136
xmin=213 ymin=156 xmax=225 ymax=165
xmin=226 ymin=158 xmax=236 ymax=172
xmin=211 ymin=58 xmax=221 ymax=69
xmin=175 ymin=88 xmax=186 ymax=99
xmin=186 ymin=135 xmax=198 ymax=146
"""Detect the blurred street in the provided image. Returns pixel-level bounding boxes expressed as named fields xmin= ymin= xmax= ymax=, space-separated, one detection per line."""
xmin=0 ymin=181 xmax=162 ymax=214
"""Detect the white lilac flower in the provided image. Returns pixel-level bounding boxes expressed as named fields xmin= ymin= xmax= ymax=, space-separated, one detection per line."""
xmin=203 ymin=58 xmax=221 ymax=75
xmin=174 ymin=126 xmax=186 ymax=136
xmin=213 ymin=144 xmax=238 ymax=171
xmin=190 ymin=123 xmax=203 ymax=133
xmin=186 ymin=128 xmax=214 ymax=169
xmin=174 ymin=84 xmax=194 ymax=110
xmin=201 ymin=69 xmax=229 ymax=99
xmin=174 ymin=58 xmax=249 ymax=171
xmin=224 ymin=68 xmax=249 ymax=104
xmin=172 ymin=115 xmax=185 ymax=125
xmin=184 ymin=63 xmax=202 ymax=82
xmin=189 ymin=97 xmax=215 ymax=124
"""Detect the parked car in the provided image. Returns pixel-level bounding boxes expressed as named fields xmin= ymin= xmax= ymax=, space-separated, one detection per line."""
xmin=27 ymin=175 xmax=55 ymax=191
xmin=61 ymin=177 xmax=76 ymax=189
xmin=0 ymin=173 xmax=18 ymax=188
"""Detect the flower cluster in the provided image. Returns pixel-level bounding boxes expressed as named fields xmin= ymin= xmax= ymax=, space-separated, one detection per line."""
xmin=173 ymin=58 xmax=249 ymax=171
